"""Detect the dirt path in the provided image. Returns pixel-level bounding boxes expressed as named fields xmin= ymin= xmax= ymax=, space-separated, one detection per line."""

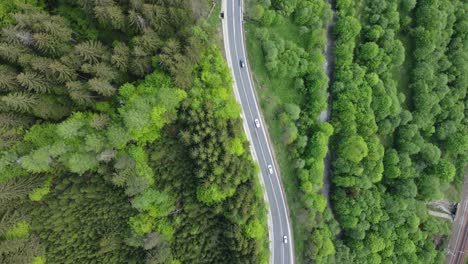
xmin=320 ymin=0 xmax=336 ymax=209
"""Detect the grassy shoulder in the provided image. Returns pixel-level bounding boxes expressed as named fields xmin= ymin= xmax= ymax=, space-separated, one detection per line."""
xmin=243 ymin=0 xmax=338 ymax=262
xmin=245 ymin=22 xmax=307 ymax=261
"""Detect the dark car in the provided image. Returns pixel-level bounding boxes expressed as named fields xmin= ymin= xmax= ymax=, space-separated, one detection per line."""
xmin=240 ymin=60 xmax=245 ymax=68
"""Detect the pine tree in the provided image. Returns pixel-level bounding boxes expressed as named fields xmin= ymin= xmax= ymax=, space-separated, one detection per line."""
xmin=31 ymin=95 xmax=71 ymax=120
xmin=81 ymin=63 xmax=116 ymax=81
xmin=0 ymin=176 xmax=41 ymax=203
xmin=88 ymin=78 xmax=115 ymax=96
xmin=128 ymin=10 xmax=147 ymax=32
xmin=159 ymin=38 xmax=180 ymax=73
xmin=13 ymin=10 xmax=72 ymax=42
xmin=134 ymin=30 xmax=161 ymax=51
xmin=98 ymin=234 xmax=120 ymax=255
xmin=0 ymin=239 xmax=25 ymax=255
xmin=0 ymin=43 xmax=26 ymax=63
xmin=0 ymin=66 xmax=19 ymax=92
xmin=0 ymin=113 xmax=32 ymax=128
xmin=25 ymin=55 xmax=53 ymax=76
xmin=90 ymin=113 xmax=110 ymax=130
xmin=0 ymin=92 xmax=38 ymax=113
xmin=94 ymin=5 xmax=126 ymax=30
xmin=148 ymin=5 xmax=168 ymax=33
xmin=48 ymin=61 xmax=76 ymax=83
xmin=33 ymin=32 xmax=63 ymax=56
xmin=130 ymin=56 xmax=152 ymax=77
xmin=16 ymin=72 xmax=50 ymax=93
xmin=75 ymin=40 xmax=107 ymax=64
xmin=111 ymin=42 xmax=130 ymax=71
xmin=66 ymin=81 xmax=93 ymax=105
xmin=1 ymin=26 xmax=34 ymax=46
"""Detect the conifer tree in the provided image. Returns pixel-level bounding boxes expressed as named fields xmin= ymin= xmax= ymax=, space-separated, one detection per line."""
xmin=0 ymin=43 xmax=25 ymax=63
xmin=0 ymin=92 xmax=38 ymax=113
xmin=90 ymin=113 xmax=110 ymax=130
xmin=66 ymin=81 xmax=91 ymax=105
xmin=88 ymin=78 xmax=115 ymax=97
xmin=0 ymin=66 xmax=19 ymax=92
xmin=0 ymin=176 xmax=41 ymax=203
xmin=128 ymin=10 xmax=147 ymax=32
xmin=0 ymin=113 xmax=32 ymax=128
xmin=81 ymin=63 xmax=116 ymax=81
xmin=75 ymin=40 xmax=107 ymax=64
xmin=1 ymin=26 xmax=34 ymax=46
xmin=16 ymin=72 xmax=50 ymax=93
xmin=23 ymin=55 xmax=53 ymax=75
xmin=48 ymin=61 xmax=76 ymax=83
xmin=33 ymin=32 xmax=63 ymax=56
xmin=111 ymin=42 xmax=130 ymax=71
xmin=94 ymin=5 xmax=125 ymax=30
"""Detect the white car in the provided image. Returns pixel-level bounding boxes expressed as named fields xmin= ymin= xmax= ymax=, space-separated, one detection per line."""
xmin=283 ymin=235 xmax=288 ymax=244
xmin=254 ymin=118 xmax=261 ymax=128
xmin=268 ymin=164 xmax=273 ymax=175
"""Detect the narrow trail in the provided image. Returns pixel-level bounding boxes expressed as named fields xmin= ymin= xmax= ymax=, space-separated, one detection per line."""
xmin=320 ymin=0 xmax=336 ymax=210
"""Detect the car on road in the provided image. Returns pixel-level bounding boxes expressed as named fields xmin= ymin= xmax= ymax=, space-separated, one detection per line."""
xmin=268 ymin=165 xmax=273 ymax=175
xmin=240 ymin=60 xmax=245 ymax=68
xmin=283 ymin=235 xmax=288 ymax=244
xmin=254 ymin=118 xmax=260 ymax=128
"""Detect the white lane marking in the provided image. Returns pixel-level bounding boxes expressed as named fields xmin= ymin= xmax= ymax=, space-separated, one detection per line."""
xmin=237 ymin=1 xmax=295 ymax=263
xmin=230 ymin=0 xmax=286 ymax=262
xmin=230 ymin=0 xmax=283 ymax=231
xmin=221 ymin=1 xmax=274 ymax=262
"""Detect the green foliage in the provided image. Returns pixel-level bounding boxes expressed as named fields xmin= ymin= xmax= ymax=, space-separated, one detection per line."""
xmin=338 ymin=135 xmax=368 ymax=163
xmin=329 ymin=0 xmax=466 ymax=263
xmin=119 ymin=73 xmax=187 ymax=144
xmin=29 ymin=176 xmax=52 ymax=201
xmin=132 ymin=189 xmax=176 ymax=217
xmin=0 ymin=1 xmax=269 ymax=264
xmin=31 ymin=176 xmax=143 ymax=263
xmin=246 ymin=0 xmax=336 ymax=261
xmin=32 ymin=255 xmax=46 ymax=264
xmin=129 ymin=213 xmax=154 ymax=236
xmin=0 ymin=0 xmax=44 ymax=25
xmin=262 ymin=37 xmax=309 ymax=79
xmin=5 ymin=221 xmax=30 ymax=240
xmin=245 ymin=218 xmax=265 ymax=239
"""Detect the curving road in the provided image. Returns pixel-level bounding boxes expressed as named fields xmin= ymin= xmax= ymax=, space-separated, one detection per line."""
xmin=221 ymin=0 xmax=294 ymax=263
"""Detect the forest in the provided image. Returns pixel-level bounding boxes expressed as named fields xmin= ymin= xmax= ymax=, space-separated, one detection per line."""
xmin=330 ymin=0 xmax=467 ymax=262
xmin=246 ymin=0 xmax=467 ymax=263
xmin=0 ymin=0 xmax=268 ymax=263
xmin=1 ymin=0 xmax=467 ymax=263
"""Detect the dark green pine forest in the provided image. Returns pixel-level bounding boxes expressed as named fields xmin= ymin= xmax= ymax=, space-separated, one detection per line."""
xmin=0 ymin=1 xmax=268 ymax=263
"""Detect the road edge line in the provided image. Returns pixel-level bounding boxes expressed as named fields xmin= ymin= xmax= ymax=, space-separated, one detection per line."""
xmin=220 ymin=1 xmax=274 ymax=263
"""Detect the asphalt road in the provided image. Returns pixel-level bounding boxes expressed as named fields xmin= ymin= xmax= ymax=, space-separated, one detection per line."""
xmin=446 ymin=177 xmax=468 ymax=264
xmin=221 ymin=1 xmax=294 ymax=263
